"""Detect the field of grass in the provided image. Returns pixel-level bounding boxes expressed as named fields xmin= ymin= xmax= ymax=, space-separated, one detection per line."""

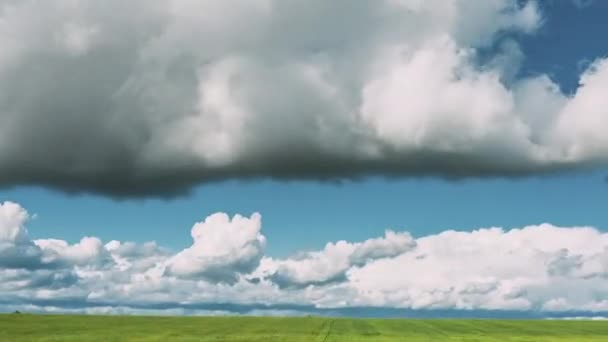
xmin=1 ymin=314 xmax=607 ymax=341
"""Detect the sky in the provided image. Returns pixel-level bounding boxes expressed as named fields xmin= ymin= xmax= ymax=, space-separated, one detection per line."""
xmin=1 ymin=0 xmax=608 ymax=317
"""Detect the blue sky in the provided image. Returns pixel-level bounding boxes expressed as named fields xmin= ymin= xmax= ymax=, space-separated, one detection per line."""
xmin=1 ymin=0 xmax=608 ymax=317
xmin=518 ymin=0 xmax=608 ymax=92
xmin=3 ymin=168 xmax=608 ymax=257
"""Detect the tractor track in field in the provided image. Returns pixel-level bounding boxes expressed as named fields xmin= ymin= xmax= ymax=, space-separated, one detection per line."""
xmin=316 ymin=318 xmax=335 ymax=342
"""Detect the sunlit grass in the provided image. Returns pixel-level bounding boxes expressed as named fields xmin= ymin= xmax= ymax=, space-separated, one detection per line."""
xmin=1 ymin=314 xmax=607 ymax=341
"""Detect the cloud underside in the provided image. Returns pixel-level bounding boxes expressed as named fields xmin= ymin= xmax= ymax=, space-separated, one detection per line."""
xmin=0 ymin=0 xmax=607 ymax=196
xmin=1 ymin=201 xmax=607 ymax=316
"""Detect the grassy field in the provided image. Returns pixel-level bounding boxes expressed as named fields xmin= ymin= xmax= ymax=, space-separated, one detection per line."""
xmin=1 ymin=314 xmax=607 ymax=341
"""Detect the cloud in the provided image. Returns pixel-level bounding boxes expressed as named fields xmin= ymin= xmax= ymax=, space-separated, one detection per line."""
xmin=0 ymin=201 xmax=111 ymax=270
xmin=165 ymin=212 xmax=265 ymax=283
xmin=0 ymin=201 xmax=44 ymax=269
xmin=0 ymin=0 xmax=606 ymax=197
xmin=34 ymin=237 xmax=112 ymax=268
xmin=1 ymin=201 xmax=608 ymax=316
xmin=262 ymin=230 xmax=415 ymax=288
xmin=347 ymin=224 xmax=608 ymax=311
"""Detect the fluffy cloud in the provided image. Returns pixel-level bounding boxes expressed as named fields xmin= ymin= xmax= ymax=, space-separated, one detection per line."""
xmin=0 ymin=201 xmax=42 ymax=269
xmin=0 ymin=0 xmax=606 ymax=197
xmin=165 ymin=212 xmax=266 ymax=283
xmin=347 ymin=225 xmax=608 ymax=311
xmin=262 ymin=231 xmax=415 ymax=288
xmin=1 ymin=201 xmax=608 ymax=317
xmin=0 ymin=201 xmax=110 ymax=270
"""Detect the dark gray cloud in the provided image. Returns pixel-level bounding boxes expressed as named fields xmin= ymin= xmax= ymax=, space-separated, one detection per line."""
xmin=1 ymin=0 xmax=607 ymax=197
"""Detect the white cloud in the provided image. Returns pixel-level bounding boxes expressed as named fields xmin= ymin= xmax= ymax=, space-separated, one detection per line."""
xmin=262 ymin=230 xmax=415 ymax=288
xmin=165 ymin=212 xmax=266 ymax=283
xmin=0 ymin=201 xmax=44 ymax=269
xmin=0 ymin=201 xmax=30 ymax=243
xmin=0 ymin=0 xmax=606 ymax=197
xmin=0 ymin=201 xmax=112 ymax=270
xmin=347 ymin=224 xmax=608 ymax=311
xmin=34 ymin=237 xmax=111 ymax=267
xmin=1 ymin=201 xmax=608 ymax=316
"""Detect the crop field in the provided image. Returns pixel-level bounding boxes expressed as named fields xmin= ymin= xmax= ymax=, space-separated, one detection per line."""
xmin=1 ymin=314 xmax=607 ymax=341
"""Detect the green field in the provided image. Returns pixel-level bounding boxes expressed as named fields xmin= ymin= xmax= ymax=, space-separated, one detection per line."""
xmin=1 ymin=314 xmax=607 ymax=341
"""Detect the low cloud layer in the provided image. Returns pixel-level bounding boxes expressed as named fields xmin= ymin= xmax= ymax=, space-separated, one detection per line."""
xmin=1 ymin=201 xmax=607 ymax=316
xmin=0 ymin=0 xmax=607 ymax=197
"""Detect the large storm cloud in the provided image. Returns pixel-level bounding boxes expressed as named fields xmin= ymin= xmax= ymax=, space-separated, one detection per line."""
xmin=1 ymin=0 xmax=607 ymax=197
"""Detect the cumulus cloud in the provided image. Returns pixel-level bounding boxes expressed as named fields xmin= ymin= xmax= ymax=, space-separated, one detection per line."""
xmin=165 ymin=212 xmax=265 ymax=283
xmin=262 ymin=230 xmax=415 ymax=288
xmin=0 ymin=201 xmax=111 ymax=270
xmin=0 ymin=0 xmax=606 ymax=197
xmin=0 ymin=201 xmax=51 ymax=270
xmin=1 ymin=200 xmax=608 ymax=316
xmin=347 ymin=224 xmax=608 ymax=311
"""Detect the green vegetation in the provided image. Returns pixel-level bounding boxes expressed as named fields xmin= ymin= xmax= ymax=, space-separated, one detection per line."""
xmin=1 ymin=314 xmax=607 ymax=341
